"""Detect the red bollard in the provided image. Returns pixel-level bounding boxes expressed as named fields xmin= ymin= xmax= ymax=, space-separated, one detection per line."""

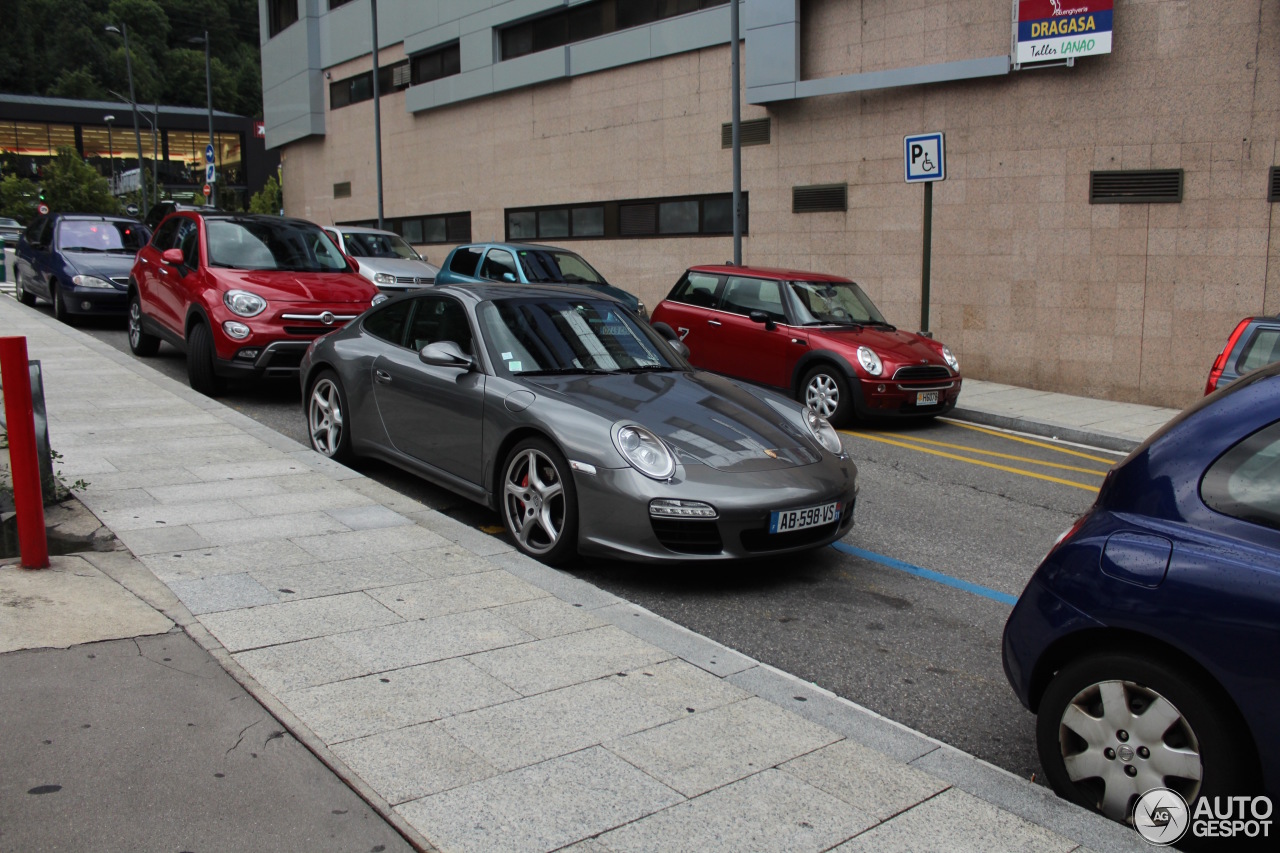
xmin=0 ymin=336 xmax=49 ymax=568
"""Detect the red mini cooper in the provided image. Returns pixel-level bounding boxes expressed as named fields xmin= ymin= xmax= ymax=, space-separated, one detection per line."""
xmin=128 ymin=213 xmax=382 ymax=396
xmin=650 ymin=265 xmax=961 ymax=426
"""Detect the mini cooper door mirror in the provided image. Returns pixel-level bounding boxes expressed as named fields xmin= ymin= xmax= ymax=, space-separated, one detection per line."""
xmin=419 ymin=340 xmax=474 ymax=369
xmin=748 ymin=310 xmax=777 ymax=331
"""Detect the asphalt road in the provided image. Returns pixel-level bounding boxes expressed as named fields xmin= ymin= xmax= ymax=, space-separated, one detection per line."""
xmin=72 ymin=313 xmax=1117 ymax=783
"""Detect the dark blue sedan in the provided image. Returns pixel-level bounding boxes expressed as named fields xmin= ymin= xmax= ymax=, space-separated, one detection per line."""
xmin=1004 ymin=364 xmax=1279 ymax=829
xmin=13 ymin=213 xmax=150 ymax=324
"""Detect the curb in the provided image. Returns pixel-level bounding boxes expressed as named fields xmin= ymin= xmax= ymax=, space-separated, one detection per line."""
xmin=950 ymin=407 xmax=1141 ymax=454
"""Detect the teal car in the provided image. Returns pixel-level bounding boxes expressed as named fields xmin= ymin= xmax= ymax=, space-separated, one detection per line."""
xmin=436 ymin=242 xmax=646 ymax=318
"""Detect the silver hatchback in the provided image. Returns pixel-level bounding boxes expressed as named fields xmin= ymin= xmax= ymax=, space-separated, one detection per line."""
xmin=324 ymin=225 xmax=440 ymax=292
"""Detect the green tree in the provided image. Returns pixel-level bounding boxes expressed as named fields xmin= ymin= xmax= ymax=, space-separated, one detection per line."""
xmin=47 ymin=68 xmax=108 ymax=101
xmin=248 ymin=175 xmax=282 ymax=215
xmin=0 ymin=175 xmax=41 ymax=225
xmin=41 ymin=148 xmax=119 ymax=216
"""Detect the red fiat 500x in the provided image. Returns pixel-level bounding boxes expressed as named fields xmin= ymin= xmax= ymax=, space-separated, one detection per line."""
xmin=650 ymin=265 xmax=961 ymax=426
xmin=128 ymin=213 xmax=383 ymax=396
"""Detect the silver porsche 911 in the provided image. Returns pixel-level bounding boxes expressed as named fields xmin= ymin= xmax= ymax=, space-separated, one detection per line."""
xmin=299 ymin=283 xmax=857 ymax=565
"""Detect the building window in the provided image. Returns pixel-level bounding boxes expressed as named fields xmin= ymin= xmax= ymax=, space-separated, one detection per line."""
xmin=336 ymin=212 xmax=471 ymax=245
xmin=330 ymin=60 xmax=413 ymax=110
xmin=333 ymin=181 xmax=351 ymax=199
xmin=499 ymin=0 xmax=728 ymax=61
xmin=411 ymin=42 xmax=461 ymax=86
xmin=505 ymin=192 xmax=743 ymax=241
xmin=329 ymin=0 xmax=355 ymax=9
xmin=267 ymin=0 xmax=298 ymax=38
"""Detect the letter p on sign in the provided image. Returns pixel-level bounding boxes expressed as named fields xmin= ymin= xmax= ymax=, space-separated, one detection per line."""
xmin=904 ymin=132 xmax=945 ymax=183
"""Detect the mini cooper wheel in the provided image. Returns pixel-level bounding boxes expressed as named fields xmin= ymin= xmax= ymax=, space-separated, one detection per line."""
xmin=186 ymin=320 xmax=225 ymax=397
xmin=501 ymin=437 xmax=578 ymax=566
xmin=307 ymin=371 xmax=354 ymax=463
xmin=128 ymin=291 xmax=160 ymax=356
xmin=15 ymin=272 xmax=35 ymax=307
xmin=801 ymin=364 xmax=853 ymax=427
xmin=1036 ymin=652 xmax=1253 ymax=833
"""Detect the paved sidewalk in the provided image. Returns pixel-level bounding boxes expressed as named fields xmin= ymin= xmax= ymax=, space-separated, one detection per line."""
xmin=0 ymin=295 xmax=1160 ymax=853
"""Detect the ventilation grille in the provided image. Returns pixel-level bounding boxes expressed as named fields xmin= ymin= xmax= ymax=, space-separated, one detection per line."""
xmin=619 ymin=203 xmax=657 ymax=236
xmin=1089 ymin=170 xmax=1183 ymax=204
xmin=721 ymin=117 xmax=771 ymax=148
xmin=1270 ymin=167 xmax=1280 ymax=203
xmin=792 ymin=184 xmax=848 ymax=213
xmin=333 ymin=181 xmax=351 ymax=199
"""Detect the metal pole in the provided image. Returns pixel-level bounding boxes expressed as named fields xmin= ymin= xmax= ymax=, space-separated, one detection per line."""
xmin=921 ymin=181 xmax=933 ymax=334
xmin=152 ymin=104 xmax=159 ymax=211
xmin=370 ymin=0 xmax=385 ymax=229
xmin=121 ymin=24 xmax=145 ymax=212
xmin=0 ymin=337 xmax=49 ymax=568
xmin=730 ymin=0 xmax=741 ymax=265
xmin=105 ymin=119 xmax=114 ymax=188
xmin=204 ymin=30 xmax=215 ymax=207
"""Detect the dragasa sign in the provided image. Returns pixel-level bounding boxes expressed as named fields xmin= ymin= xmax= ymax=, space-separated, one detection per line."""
xmin=1015 ymin=0 xmax=1113 ymax=65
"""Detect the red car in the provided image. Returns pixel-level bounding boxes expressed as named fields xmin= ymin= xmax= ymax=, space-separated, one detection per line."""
xmin=650 ymin=265 xmax=961 ymax=426
xmin=128 ymin=213 xmax=382 ymax=395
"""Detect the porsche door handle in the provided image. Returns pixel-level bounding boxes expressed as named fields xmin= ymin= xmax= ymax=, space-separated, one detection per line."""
xmin=374 ymin=370 xmax=392 ymax=384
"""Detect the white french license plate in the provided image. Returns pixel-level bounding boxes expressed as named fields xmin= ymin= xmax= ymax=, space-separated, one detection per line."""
xmin=916 ymin=391 xmax=939 ymax=406
xmin=770 ymin=501 xmax=840 ymax=534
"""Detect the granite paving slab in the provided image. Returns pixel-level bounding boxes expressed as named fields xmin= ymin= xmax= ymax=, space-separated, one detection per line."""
xmin=327 ymin=609 xmax=536 ymax=671
xmin=487 ymin=595 xmax=607 ymax=640
xmin=604 ymin=697 xmax=841 ymax=798
xmin=93 ymin=499 xmax=252 ymax=531
xmin=291 ymin=525 xmax=451 ymax=560
xmin=233 ymin=636 xmax=374 ymax=694
xmin=780 ymin=738 xmax=951 ymax=822
xmin=285 ymin=658 xmax=521 ymax=743
xmin=608 ymin=658 xmax=752 ymax=716
xmin=397 ymin=747 xmax=684 ymax=853
xmin=597 ymin=768 xmax=876 ymax=853
xmin=466 ymin=624 xmax=673 ymax=696
xmin=332 ymin=722 xmax=499 ymax=806
xmin=190 ymin=510 xmax=352 ymax=546
xmin=438 ymin=678 xmax=680 ymax=773
xmin=248 ymin=555 xmax=431 ymax=601
xmin=367 ymin=570 xmax=550 ymax=621
xmin=198 ymin=591 xmax=401 ymax=652
xmin=166 ymin=572 xmax=280 ymax=615
xmin=139 ymin=540 xmax=318 ymax=583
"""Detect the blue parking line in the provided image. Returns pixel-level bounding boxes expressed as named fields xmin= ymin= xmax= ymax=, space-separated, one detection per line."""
xmin=830 ymin=542 xmax=1018 ymax=606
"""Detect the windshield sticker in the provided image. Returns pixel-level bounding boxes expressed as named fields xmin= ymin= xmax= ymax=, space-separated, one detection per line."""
xmin=508 ymin=360 xmax=522 ymax=371
xmin=501 ymin=352 xmax=512 ymax=360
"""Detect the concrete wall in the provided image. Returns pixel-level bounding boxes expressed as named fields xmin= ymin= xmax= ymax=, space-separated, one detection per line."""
xmin=267 ymin=0 xmax=1280 ymax=408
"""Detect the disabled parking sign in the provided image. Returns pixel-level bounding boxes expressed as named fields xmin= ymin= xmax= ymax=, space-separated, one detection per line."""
xmin=904 ymin=132 xmax=945 ymax=183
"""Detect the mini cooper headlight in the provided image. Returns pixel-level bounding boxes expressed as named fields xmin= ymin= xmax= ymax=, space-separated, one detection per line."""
xmin=856 ymin=345 xmax=883 ymax=377
xmin=224 ymin=289 xmax=266 ymax=317
xmin=71 ymin=274 xmax=115 ymax=289
xmin=374 ymin=272 xmax=396 ymax=285
xmin=804 ymin=408 xmax=844 ymax=455
xmin=942 ymin=345 xmax=960 ymax=372
xmin=613 ymin=424 xmax=676 ymax=480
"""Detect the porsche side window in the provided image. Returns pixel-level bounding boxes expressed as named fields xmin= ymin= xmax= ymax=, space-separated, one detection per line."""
xmin=406 ymin=296 xmax=473 ymax=354
xmin=1202 ymin=419 xmax=1280 ymax=530
xmin=362 ymin=299 xmax=413 ymax=347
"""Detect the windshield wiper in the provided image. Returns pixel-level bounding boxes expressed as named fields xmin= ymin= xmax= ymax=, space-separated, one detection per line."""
xmin=864 ymin=320 xmax=897 ymax=330
xmin=615 ymin=365 xmax=676 ymax=373
xmin=516 ymin=367 xmax=614 ymax=376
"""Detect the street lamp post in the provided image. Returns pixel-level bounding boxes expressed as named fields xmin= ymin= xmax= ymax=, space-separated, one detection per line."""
xmin=189 ymin=32 xmax=216 ymax=207
xmin=103 ymin=115 xmax=115 ymax=190
xmin=105 ymin=23 xmax=147 ymax=213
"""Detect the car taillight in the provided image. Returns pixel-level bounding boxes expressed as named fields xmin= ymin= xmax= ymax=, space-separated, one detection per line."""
xmin=1205 ymin=317 xmax=1252 ymax=395
xmin=1047 ymin=513 xmax=1091 ymax=556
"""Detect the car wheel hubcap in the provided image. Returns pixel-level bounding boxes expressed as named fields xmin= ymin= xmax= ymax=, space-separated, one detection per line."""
xmin=128 ymin=302 xmax=141 ymax=346
xmin=1057 ymin=679 xmax=1202 ymax=823
xmin=504 ymin=448 xmax=565 ymax=555
xmin=308 ymin=379 xmax=344 ymax=457
xmin=806 ymin=374 xmax=840 ymax=418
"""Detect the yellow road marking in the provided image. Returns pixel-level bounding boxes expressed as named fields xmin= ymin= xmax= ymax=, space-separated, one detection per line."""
xmin=841 ymin=430 xmax=1100 ymax=493
xmin=479 ymin=524 xmax=506 ymax=535
xmin=858 ymin=431 xmax=1110 ymax=477
xmin=939 ymin=419 xmax=1120 ymax=464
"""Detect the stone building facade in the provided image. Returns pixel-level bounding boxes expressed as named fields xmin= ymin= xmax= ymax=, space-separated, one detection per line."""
xmin=260 ymin=0 xmax=1280 ymax=407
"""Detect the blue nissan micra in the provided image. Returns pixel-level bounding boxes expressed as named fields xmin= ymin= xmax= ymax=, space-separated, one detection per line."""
xmin=1004 ymin=363 xmax=1280 ymax=834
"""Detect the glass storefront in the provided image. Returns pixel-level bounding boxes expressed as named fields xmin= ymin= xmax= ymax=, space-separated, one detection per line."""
xmin=0 ymin=118 xmax=244 ymax=198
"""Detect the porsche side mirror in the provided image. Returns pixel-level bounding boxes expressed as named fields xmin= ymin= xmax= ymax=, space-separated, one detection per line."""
xmin=668 ymin=339 xmax=690 ymax=360
xmin=419 ymin=340 xmax=474 ymax=370
xmin=749 ymin=310 xmax=777 ymax=331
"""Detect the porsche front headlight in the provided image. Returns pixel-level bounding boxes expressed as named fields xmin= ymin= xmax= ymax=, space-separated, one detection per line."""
xmin=613 ymin=424 xmax=676 ymax=480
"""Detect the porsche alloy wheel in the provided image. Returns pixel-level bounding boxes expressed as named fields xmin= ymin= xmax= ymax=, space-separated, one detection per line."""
xmin=501 ymin=438 xmax=577 ymax=565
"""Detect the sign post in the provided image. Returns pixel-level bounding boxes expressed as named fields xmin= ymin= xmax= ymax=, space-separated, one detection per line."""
xmin=904 ymin=132 xmax=945 ymax=334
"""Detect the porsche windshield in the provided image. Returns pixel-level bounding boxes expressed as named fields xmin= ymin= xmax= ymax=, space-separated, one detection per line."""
xmin=478 ymin=297 xmax=676 ymax=376
xmin=207 ymin=220 xmax=351 ymax=272
xmin=788 ymin=280 xmax=888 ymax=326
